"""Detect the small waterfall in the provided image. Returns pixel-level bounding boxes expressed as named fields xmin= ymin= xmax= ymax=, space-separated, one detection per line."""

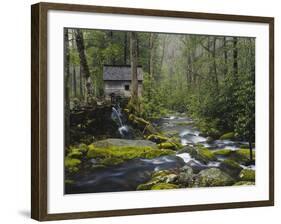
xmin=111 ymin=104 xmax=130 ymax=138
xmin=111 ymin=107 xmax=123 ymax=127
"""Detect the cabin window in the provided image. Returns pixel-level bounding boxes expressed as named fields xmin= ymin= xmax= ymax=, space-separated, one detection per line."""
xmin=124 ymin=85 xmax=130 ymax=91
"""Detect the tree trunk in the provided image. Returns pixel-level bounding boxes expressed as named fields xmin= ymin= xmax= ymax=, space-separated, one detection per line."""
xmin=223 ymin=37 xmax=228 ymax=76
xmin=72 ymin=66 xmax=77 ymax=97
xmin=149 ymin=33 xmax=155 ymax=77
xmin=75 ymin=29 xmax=94 ymax=104
xmin=109 ymin=31 xmax=116 ymax=65
xmin=64 ymin=29 xmax=70 ymax=147
xmin=212 ymin=37 xmax=219 ymax=89
xmin=129 ymin=32 xmax=140 ymax=113
xmin=233 ymin=37 xmax=238 ymax=77
xmin=71 ymin=30 xmax=77 ymax=98
xmin=160 ymin=35 xmax=167 ymax=75
xmin=79 ymin=66 xmax=84 ymax=99
xmin=124 ymin=32 xmax=127 ymax=64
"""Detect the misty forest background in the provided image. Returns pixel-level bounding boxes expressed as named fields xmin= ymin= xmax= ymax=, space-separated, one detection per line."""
xmin=64 ymin=28 xmax=255 ymax=151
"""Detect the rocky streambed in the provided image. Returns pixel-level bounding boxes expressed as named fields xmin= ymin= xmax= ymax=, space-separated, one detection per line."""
xmin=65 ymin=114 xmax=255 ymax=194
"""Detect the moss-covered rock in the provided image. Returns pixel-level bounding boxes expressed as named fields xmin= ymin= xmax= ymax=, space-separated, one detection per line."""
xmin=93 ymin=138 xmax=157 ymax=148
xmin=137 ymin=182 xmax=157 ymax=190
xmin=233 ymin=181 xmax=255 ymax=186
xmin=230 ymin=149 xmax=255 ymax=165
xmin=219 ymin=132 xmax=235 ymax=140
xmin=194 ymin=168 xmax=235 ymax=187
xmin=147 ymin=134 xmax=169 ymax=144
xmin=151 ymin=183 xmax=179 ymax=190
xmin=188 ymin=147 xmax=217 ymax=164
xmin=151 ymin=170 xmax=172 ymax=179
xmin=137 ymin=169 xmax=179 ymax=190
xmin=157 ymin=142 xmax=179 ymax=150
xmin=67 ymin=148 xmax=83 ymax=159
xmin=212 ymin=149 xmax=232 ymax=157
xmin=65 ymin=157 xmax=81 ymax=173
xmin=219 ymin=159 xmax=242 ymax=177
xmin=86 ymin=144 xmax=174 ymax=166
xmin=239 ymin=169 xmax=255 ymax=181
xmin=78 ymin=143 xmax=88 ymax=152
xmin=178 ymin=165 xmax=194 ymax=187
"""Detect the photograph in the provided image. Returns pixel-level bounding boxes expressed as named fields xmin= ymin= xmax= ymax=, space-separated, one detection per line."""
xmin=63 ymin=28 xmax=256 ymax=194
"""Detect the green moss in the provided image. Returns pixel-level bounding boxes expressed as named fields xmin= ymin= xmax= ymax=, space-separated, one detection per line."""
xmin=233 ymin=181 xmax=255 ymax=186
xmin=188 ymin=147 xmax=217 ymax=164
xmin=151 ymin=183 xmax=179 ymax=190
xmin=147 ymin=134 xmax=169 ymax=143
xmin=157 ymin=141 xmax=182 ymax=150
xmin=101 ymin=157 xmax=124 ymax=166
xmin=212 ymin=149 xmax=232 ymax=156
xmin=65 ymin=157 xmax=81 ymax=173
xmin=151 ymin=170 xmax=172 ymax=179
xmin=230 ymin=149 xmax=255 ymax=164
xmin=220 ymin=159 xmax=242 ymax=177
xmin=195 ymin=168 xmax=235 ymax=187
xmin=219 ymin=132 xmax=235 ymax=140
xmin=67 ymin=148 xmax=83 ymax=159
xmin=79 ymin=143 xmax=88 ymax=152
xmin=239 ymin=169 xmax=255 ymax=181
xmin=88 ymin=144 xmax=95 ymax=151
xmin=197 ymin=148 xmax=217 ymax=163
xmin=87 ymin=145 xmax=174 ymax=166
xmin=137 ymin=181 xmax=158 ymax=190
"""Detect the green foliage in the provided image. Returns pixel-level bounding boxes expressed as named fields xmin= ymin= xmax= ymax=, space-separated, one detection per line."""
xmin=67 ymin=28 xmax=255 ymax=148
xmin=141 ymin=73 xmax=168 ymax=119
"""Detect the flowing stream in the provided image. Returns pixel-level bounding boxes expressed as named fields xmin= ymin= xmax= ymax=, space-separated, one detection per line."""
xmin=66 ymin=112 xmax=255 ymax=194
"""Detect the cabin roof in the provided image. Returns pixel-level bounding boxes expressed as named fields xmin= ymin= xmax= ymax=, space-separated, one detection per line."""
xmin=103 ymin=65 xmax=143 ymax=81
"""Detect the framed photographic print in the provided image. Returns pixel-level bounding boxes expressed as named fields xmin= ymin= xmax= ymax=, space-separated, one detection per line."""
xmin=31 ymin=2 xmax=274 ymax=221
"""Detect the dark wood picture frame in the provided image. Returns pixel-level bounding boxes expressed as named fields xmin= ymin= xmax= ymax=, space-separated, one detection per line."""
xmin=31 ymin=2 xmax=274 ymax=221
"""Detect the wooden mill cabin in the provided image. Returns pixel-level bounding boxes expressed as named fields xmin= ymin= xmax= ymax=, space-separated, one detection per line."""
xmin=103 ymin=65 xmax=143 ymax=100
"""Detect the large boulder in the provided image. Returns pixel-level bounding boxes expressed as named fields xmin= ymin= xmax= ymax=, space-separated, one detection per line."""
xmin=93 ymin=138 xmax=157 ymax=148
xmin=188 ymin=146 xmax=217 ymax=164
xmin=178 ymin=165 xmax=194 ymax=187
xmin=219 ymin=159 xmax=243 ymax=178
xmin=194 ymin=168 xmax=235 ymax=187
xmin=137 ymin=170 xmax=179 ymax=190
xmin=239 ymin=169 xmax=255 ymax=181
